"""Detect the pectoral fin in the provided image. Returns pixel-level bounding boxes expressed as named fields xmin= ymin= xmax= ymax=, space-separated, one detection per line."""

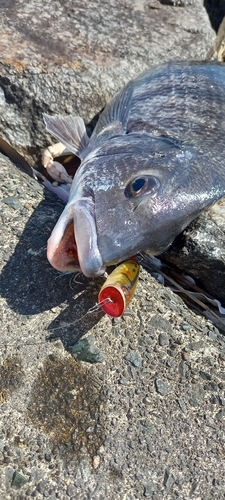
xmin=43 ymin=114 xmax=90 ymax=158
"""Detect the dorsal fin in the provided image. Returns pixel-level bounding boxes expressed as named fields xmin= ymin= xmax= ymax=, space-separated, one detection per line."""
xmin=93 ymin=81 xmax=133 ymax=138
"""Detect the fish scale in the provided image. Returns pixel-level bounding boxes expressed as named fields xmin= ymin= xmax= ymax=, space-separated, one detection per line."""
xmin=43 ymin=61 xmax=225 ymax=277
xmin=130 ymin=63 xmax=225 ymax=150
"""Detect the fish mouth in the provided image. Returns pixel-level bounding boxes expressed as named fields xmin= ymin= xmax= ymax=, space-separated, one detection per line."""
xmin=47 ymin=195 xmax=106 ymax=278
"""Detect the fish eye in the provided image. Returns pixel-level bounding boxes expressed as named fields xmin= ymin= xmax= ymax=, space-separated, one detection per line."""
xmin=125 ymin=176 xmax=160 ymax=198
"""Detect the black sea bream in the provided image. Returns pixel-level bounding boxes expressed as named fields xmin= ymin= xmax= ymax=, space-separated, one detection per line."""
xmin=44 ymin=61 xmax=225 ymax=277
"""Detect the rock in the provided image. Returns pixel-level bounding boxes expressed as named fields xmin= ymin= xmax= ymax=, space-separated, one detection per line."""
xmin=92 ymin=455 xmax=100 ymax=469
xmin=189 ymin=340 xmax=206 ymax=351
xmin=163 ymin=470 xmax=175 ymax=492
xmin=78 ymin=457 xmax=92 ymax=481
xmin=158 ymin=333 xmax=170 ymax=346
xmin=208 ymin=331 xmax=218 ymax=341
xmin=69 ymin=337 xmax=104 ymax=363
xmin=188 ymin=385 xmax=204 ymax=407
xmin=177 ymin=398 xmax=186 ymax=412
xmin=199 ymin=370 xmax=212 ymax=381
xmin=0 ymin=0 xmax=214 ymax=164
xmin=124 ymin=352 xmax=142 ymax=368
xmin=11 ymin=471 xmax=28 ymax=490
xmin=144 ymin=483 xmax=154 ymax=497
xmin=66 ymin=484 xmax=77 ymax=497
xmin=182 ymin=323 xmax=191 ymax=331
xmin=155 ymin=378 xmax=172 ymax=395
xmin=149 ymin=315 xmax=173 ymax=335
xmin=2 ymin=196 xmax=21 ymax=210
xmin=5 ymin=467 xmax=15 ymax=491
xmin=204 ymin=381 xmax=219 ymax=392
xmin=162 ymin=202 xmax=225 ymax=304
xmin=215 ymin=409 xmax=225 ymax=421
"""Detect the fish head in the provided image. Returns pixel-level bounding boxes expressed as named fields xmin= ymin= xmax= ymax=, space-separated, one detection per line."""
xmin=47 ymin=134 xmax=214 ymax=277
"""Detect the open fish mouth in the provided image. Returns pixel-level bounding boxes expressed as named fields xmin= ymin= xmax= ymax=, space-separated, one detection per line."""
xmin=47 ymin=195 xmax=106 ymax=278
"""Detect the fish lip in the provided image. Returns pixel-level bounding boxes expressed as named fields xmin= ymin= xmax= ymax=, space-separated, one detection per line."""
xmin=73 ymin=194 xmax=106 ymax=277
xmin=46 ymin=186 xmax=105 ymax=277
xmin=47 ymin=208 xmax=80 ymax=273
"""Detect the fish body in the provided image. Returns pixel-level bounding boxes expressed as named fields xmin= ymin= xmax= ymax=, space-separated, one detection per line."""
xmin=44 ymin=61 xmax=225 ymax=277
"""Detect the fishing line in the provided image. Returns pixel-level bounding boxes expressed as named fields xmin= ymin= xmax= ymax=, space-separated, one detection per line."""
xmin=0 ymin=261 xmax=140 ymax=349
xmin=138 ymin=253 xmax=225 ymax=330
xmin=0 ymin=298 xmax=113 ymax=349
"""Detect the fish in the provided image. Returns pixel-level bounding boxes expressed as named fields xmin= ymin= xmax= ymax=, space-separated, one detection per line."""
xmin=43 ymin=60 xmax=225 ymax=278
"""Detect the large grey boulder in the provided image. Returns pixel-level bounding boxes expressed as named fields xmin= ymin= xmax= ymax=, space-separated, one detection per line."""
xmin=0 ymin=0 xmax=214 ymax=163
xmin=162 ymin=201 xmax=225 ymax=304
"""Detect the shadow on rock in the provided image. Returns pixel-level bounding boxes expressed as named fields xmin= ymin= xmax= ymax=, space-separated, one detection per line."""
xmin=0 ymin=187 xmax=104 ymax=345
xmin=204 ymin=0 xmax=225 ymax=32
xmin=46 ymin=283 xmax=105 ymax=348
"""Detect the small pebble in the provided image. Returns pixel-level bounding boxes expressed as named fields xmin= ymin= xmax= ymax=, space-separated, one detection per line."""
xmin=177 ymin=398 xmax=186 ymax=412
xmin=188 ymin=398 xmax=199 ymax=407
xmin=92 ymin=455 xmax=100 ymax=469
xmin=150 ymin=315 xmax=173 ymax=334
xmin=208 ymin=331 xmax=218 ymax=341
xmin=2 ymin=196 xmax=21 ymax=210
xmin=164 ymin=470 xmax=175 ymax=491
xmin=11 ymin=472 xmax=28 ymax=490
xmin=182 ymin=352 xmax=190 ymax=361
xmin=118 ymin=377 xmax=126 ymax=385
xmin=189 ymin=340 xmax=206 ymax=351
xmin=179 ymin=361 xmax=188 ymax=378
xmin=144 ymin=483 xmax=154 ymax=496
xmin=182 ymin=323 xmax=191 ymax=331
xmin=219 ymin=352 xmax=225 ymax=361
xmin=215 ymin=410 xmax=225 ymax=421
xmin=129 ymin=366 xmax=137 ymax=380
xmin=79 ymin=457 xmax=91 ymax=480
xmin=199 ymin=370 xmax=212 ymax=381
xmin=66 ymin=484 xmax=77 ymax=497
xmin=204 ymin=382 xmax=218 ymax=392
xmin=158 ymin=333 xmax=169 ymax=346
xmin=69 ymin=337 xmax=104 ymax=363
xmin=155 ymin=378 xmax=172 ymax=396
xmin=125 ymin=352 xmax=142 ymax=368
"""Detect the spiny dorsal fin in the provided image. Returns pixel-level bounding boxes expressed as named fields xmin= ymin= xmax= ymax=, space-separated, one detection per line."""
xmin=93 ymin=81 xmax=134 ymax=137
xmin=43 ymin=114 xmax=89 ymax=158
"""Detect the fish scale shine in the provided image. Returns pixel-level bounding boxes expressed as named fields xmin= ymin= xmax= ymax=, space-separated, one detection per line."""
xmin=44 ymin=61 xmax=225 ymax=277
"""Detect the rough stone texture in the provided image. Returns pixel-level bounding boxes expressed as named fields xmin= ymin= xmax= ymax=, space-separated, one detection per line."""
xmin=69 ymin=336 xmax=105 ymax=363
xmin=1 ymin=1 xmax=225 ymax=499
xmin=0 ymin=0 xmax=214 ymax=165
xmin=162 ymin=200 xmax=225 ymax=304
xmin=1 ymin=154 xmax=225 ymax=499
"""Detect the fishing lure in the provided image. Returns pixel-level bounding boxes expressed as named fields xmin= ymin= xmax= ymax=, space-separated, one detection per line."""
xmin=98 ymin=260 xmax=140 ymax=317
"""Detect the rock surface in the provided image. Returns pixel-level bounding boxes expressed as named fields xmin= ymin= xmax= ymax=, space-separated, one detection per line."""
xmin=162 ymin=200 xmax=225 ymax=304
xmin=0 ymin=0 xmax=214 ymax=164
xmin=1 ymin=157 xmax=225 ymax=499
xmin=1 ymin=1 xmax=225 ymax=499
